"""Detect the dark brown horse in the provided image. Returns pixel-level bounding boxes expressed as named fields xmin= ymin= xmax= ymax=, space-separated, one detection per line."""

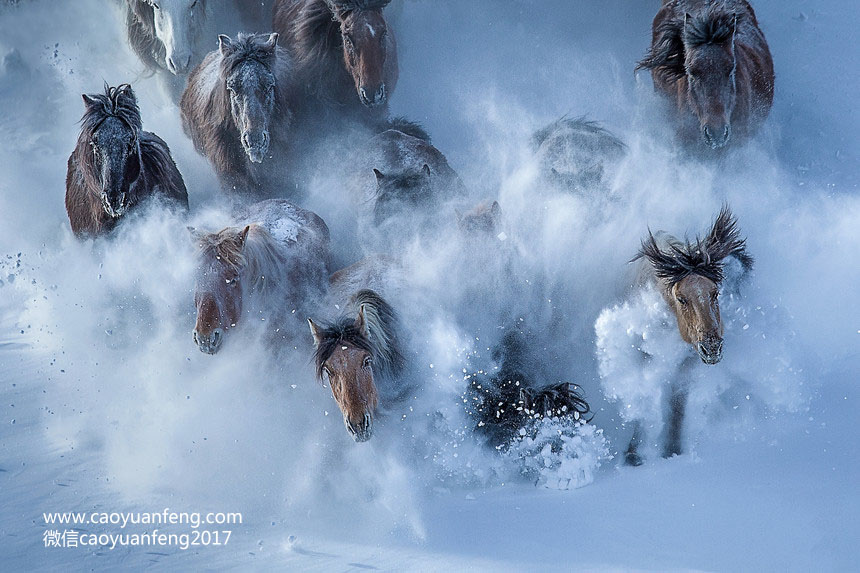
xmin=181 ymin=33 xmax=299 ymax=196
xmin=273 ymin=0 xmax=398 ymax=126
xmin=308 ymin=288 xmax=406 ymax=442
xmin=624 ymin=206 xmax=753 ymax=464
xmin=637 ymin=0 xmax=774 ymax=149
xmin=190 ymin=199 xmax=330 ymax=354
xmin=65 ymin=83 xmax=188 ymax=237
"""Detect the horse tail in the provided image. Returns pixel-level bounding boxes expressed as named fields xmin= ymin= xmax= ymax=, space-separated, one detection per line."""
xmin=352 ymin=289 xmax=406 ymax=379
xmin=385 ymin=116 xmax=432 ymax=143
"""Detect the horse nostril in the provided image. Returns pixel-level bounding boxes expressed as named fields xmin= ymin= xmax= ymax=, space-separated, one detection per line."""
xmin=375 ymin=85 xmax=386 ymax=103
xmin=359 ymin=87 xmax=369 ymax=102
xmin=192 ymin=330 xmax=199 ymax=345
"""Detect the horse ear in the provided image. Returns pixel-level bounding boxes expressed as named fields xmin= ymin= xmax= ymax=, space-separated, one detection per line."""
xmin=218 ymin=35 xmax=234 ymax=56
xmin=81 ymin=94 xmax=98 ymax=109
xmin=422 ymin=164 xmax=431 ymax=178
xmin=308 ymin=318 xmax=323 ymax=346
xmin=373 ymin=168 xmax=385 ymax=183
xmin=355 ymin=304 xmax=370 ymax=339
xmin=187 ymin=226 xmax=206 ymax=243
xmin=263 ymin=33 xmax=279 ymax=53
xmin=490 ymin=200 xmax=502 ymax=217
xmin=237 ymin=225 xmax=251 ymax=248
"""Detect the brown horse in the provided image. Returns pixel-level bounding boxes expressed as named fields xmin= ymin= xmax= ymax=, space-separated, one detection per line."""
xmin=65 ymin=83 xmax=188 ymax=237
xmin=308 ymin=281 xmax=406 ymax=442
xmin=637 ymin=0 xmax=774 ymax=149
xmin=180 ymin=33 xmax=298 ymax=197
xmin=190 ymin=199 xmax=329 ymax=354
xmin=624 ymin=206 xmax=753 ymax=464
xmin=273 ymin=0 xmax=398 ymax=126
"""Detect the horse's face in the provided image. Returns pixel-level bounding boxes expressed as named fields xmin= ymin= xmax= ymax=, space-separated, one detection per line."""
xmin=684 ymin=41 xmax=737 ymax=149
xmin=190 ymin=227 xmax=248 ymax=355
xmin=338 ymin=9 xmax=390 ymax=107
xmin=89 ymin=115 xmax=140 ymax=219
xmin=220 ymin=34 xmax=278 ymax=164
xmin=670 ymin=274 xmax=724 ymax=365
xmin=323 ymin=341 xmax=378 ymax=442
xmin=457 ymin=200 xmax=502 ymax=236
xmin=146 ymin=0 xmax=203 ymax=74
xmin=372 ymin=164 xmax=432 ymax=226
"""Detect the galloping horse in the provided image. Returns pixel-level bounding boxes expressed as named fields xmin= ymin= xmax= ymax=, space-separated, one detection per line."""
xmin=65 ymin=83 xmax=188 ymax=237
xmin=637 ymin=0 xmax=774 ymax=149
xmin=190 ymin=199 xmax=329 ymax=354
xmin=618 ymin=206 xmax=753 ymax=465
xmin=273 ymin=0 xmax=398 ymax=128
xmin=181 ymin=33 xmax=299 ymax=197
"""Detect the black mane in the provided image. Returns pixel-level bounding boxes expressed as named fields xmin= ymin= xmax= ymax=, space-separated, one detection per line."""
xmin=684 ymin=9 xmax=736 ymax=48
xmin=325 ymin=0 xmax=391 ymax=14
xmin=312 ymin=318 xmax=375 ymax=379
xmin=220 ymin=33 xmax=278 ymax=75
xmin=638 ymin=206 xmax=753 ymax=286
xmin=80 ymin=83 xmax=142 ymax=135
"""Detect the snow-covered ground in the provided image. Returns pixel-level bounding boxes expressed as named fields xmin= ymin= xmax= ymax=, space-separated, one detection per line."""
xmin=1 ymin=0 xmax=857 ymax=570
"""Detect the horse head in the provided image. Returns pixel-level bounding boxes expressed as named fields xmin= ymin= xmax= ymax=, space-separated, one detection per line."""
xmin=372 ymin=164 xmax=432 ymax=226
xmin=328 ymin=0 xmax=394 ymax=107
xmin=81 ymin=84 xmax=143 ymax=219
xmin=682 ymin=11 xmax=738 ymax=148
xmin=309 ymin=307 xmax=379 ymax=442
xmin=218 ymin=33 xmax=280 ymax=164
xmin=145 ymin=0 xmax=205 ymax=74
xmin=189 ymin=225 xmax=249 ymax=354
xmin=640 ymin=207 xmax=752 ymax=365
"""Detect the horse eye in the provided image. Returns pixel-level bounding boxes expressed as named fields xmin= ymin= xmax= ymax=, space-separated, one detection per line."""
xmin=363 ymin=356 xmax=373 ymax=368
xmin=677 ymin=296 xmax=688 ymax=305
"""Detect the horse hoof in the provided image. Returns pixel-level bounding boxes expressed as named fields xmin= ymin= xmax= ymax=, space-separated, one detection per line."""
xmin=624 ymin=451 xmax=643 ymax=467
xmin=662 ymin=445 xmax=682 ymax=459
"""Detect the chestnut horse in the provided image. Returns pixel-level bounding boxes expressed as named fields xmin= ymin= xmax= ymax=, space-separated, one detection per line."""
xmin=273 ymin=0 xmax=398 ymax=127
xmin=308 ymin=281 xmax=406 ymax=442
xmin=181 ymin=33 xmax=298 ymax=197
xmin=190 ymin=199 xmax=329 ymax=354
xmin=623 ymin=206 xmax=753 ymax=464
xmin=637 ymin=0 xmax=774 ymax=149
xmin=65 ymin=83 xmax=188 ymax=237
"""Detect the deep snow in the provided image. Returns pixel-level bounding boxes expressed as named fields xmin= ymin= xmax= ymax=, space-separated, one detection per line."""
xmin=0 ymin=0 xmax=858 ymax=571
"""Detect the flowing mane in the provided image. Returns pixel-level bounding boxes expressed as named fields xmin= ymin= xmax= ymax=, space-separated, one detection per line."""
xmin=636 ymin=206 xmax=753 ymax=286
xmin=312 ymin=289 xmax=405 ymax=381
xmin=79 ymin=83 xmax=142 ymax=136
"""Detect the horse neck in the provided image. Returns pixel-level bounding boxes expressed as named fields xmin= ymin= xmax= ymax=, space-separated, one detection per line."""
xmin=241 ymin=226 xmax=290 ymax=294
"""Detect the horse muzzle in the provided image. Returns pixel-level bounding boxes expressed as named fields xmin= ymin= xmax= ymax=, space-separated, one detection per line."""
xmin=696 ymin=338 xmax=723 ymax=365
xmin=166 ymin=52 xmax=192 ymax=75
xmin=101 ymin=191 xmax=128 ymax=219
xmin=193 ymin=328 xmax=223 ymax=355
xmin=241 ymin=131 xmax=270 ymax=164
xmin=345 ymin=412 xmax=373 ymax=442
xmin=359 ymin=84 xmax=386 ymax=108
xmin=703 ymin=124 xmax=731 ymax=149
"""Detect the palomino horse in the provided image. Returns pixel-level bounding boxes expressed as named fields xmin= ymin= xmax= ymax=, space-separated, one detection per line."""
xmin=181 ymin=33 xmax=299 ymax=197
xmin=65 ymin=83 xmax=188 ymax=237
xmin=273 ymin=0 xmax=398 ymax=127
xmin=637 ymin=0 xmax=774 ymax=149
xmin=623 ymin=206 xmax=753 ymax=464
xmin=532 ymin=116 xmax=626 ymax=194
xmin=308 ymin=257 xmax=406 ymax=442
xmin=190 ymin=199 xmax=330 ymax=354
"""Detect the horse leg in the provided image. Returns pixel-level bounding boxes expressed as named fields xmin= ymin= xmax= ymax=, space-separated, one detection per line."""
xmin=625 ymin=421 xmax=644 ymax=467
xmin=664 ymin=379 xmax=689 ymax=458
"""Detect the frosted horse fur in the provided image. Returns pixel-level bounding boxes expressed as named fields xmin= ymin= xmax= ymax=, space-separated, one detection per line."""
xmin=273 ymin=0 xmax=398 ymax=129
xmin=180 ymin=33 xmax=299 ymax=197
xmin=308 ymin=286 xmax=406 ymax=442
xmin=65 ymin=83 xmax=188 ymax=237
xmin=532 ymin=117 xmax=626 ymax=193
xmin=190 ymin=199 xmax=330 ymax=355
xmin=618 ymin=206 xmax=753 ymax=465
xmin=637 ymin=0 xmax=774 ymax=149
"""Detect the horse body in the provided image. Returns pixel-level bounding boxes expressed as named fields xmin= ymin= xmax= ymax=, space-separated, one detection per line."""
xmin=532 ymin=117 xmax=626 ymax=194
xmin=273 ymin=0 xmax=399 ymax=131
xmin=180 ymin=33 xmax=299 ymax=197
xmin=65 ymin=83 xmax=188 ymax=237
xmin=638 ymin=0 xmax=774 ymax=149
xmin=191 ymin=199 xmax=330 ymax=354
xmin=613 ymin=207 xmax=753 ymax=464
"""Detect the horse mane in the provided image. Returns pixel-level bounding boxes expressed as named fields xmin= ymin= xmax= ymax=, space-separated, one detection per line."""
xmin=637 ymin=5 xmax=739 ymax=83
xmin=531 ymin=115 xmax=626 ymax=151
xmin=284 ymin=0 xmax=344 ymax=74
xmin=313 ymin=289 xmax=405 ymax=381
xmin=80 ymin=83 xmax=142 ymax=135
xmin=196 ymin=224 xmax=290 ymax=294
xmin=325 ymin=0 xmax=391 ymax=14
xmin=386 ymin=117 xmax=432 ymax=143
xmin=125 ymin=0 xmax=164 ymax=71
xmin=637 ymin=205 xmax=753 ymax=286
